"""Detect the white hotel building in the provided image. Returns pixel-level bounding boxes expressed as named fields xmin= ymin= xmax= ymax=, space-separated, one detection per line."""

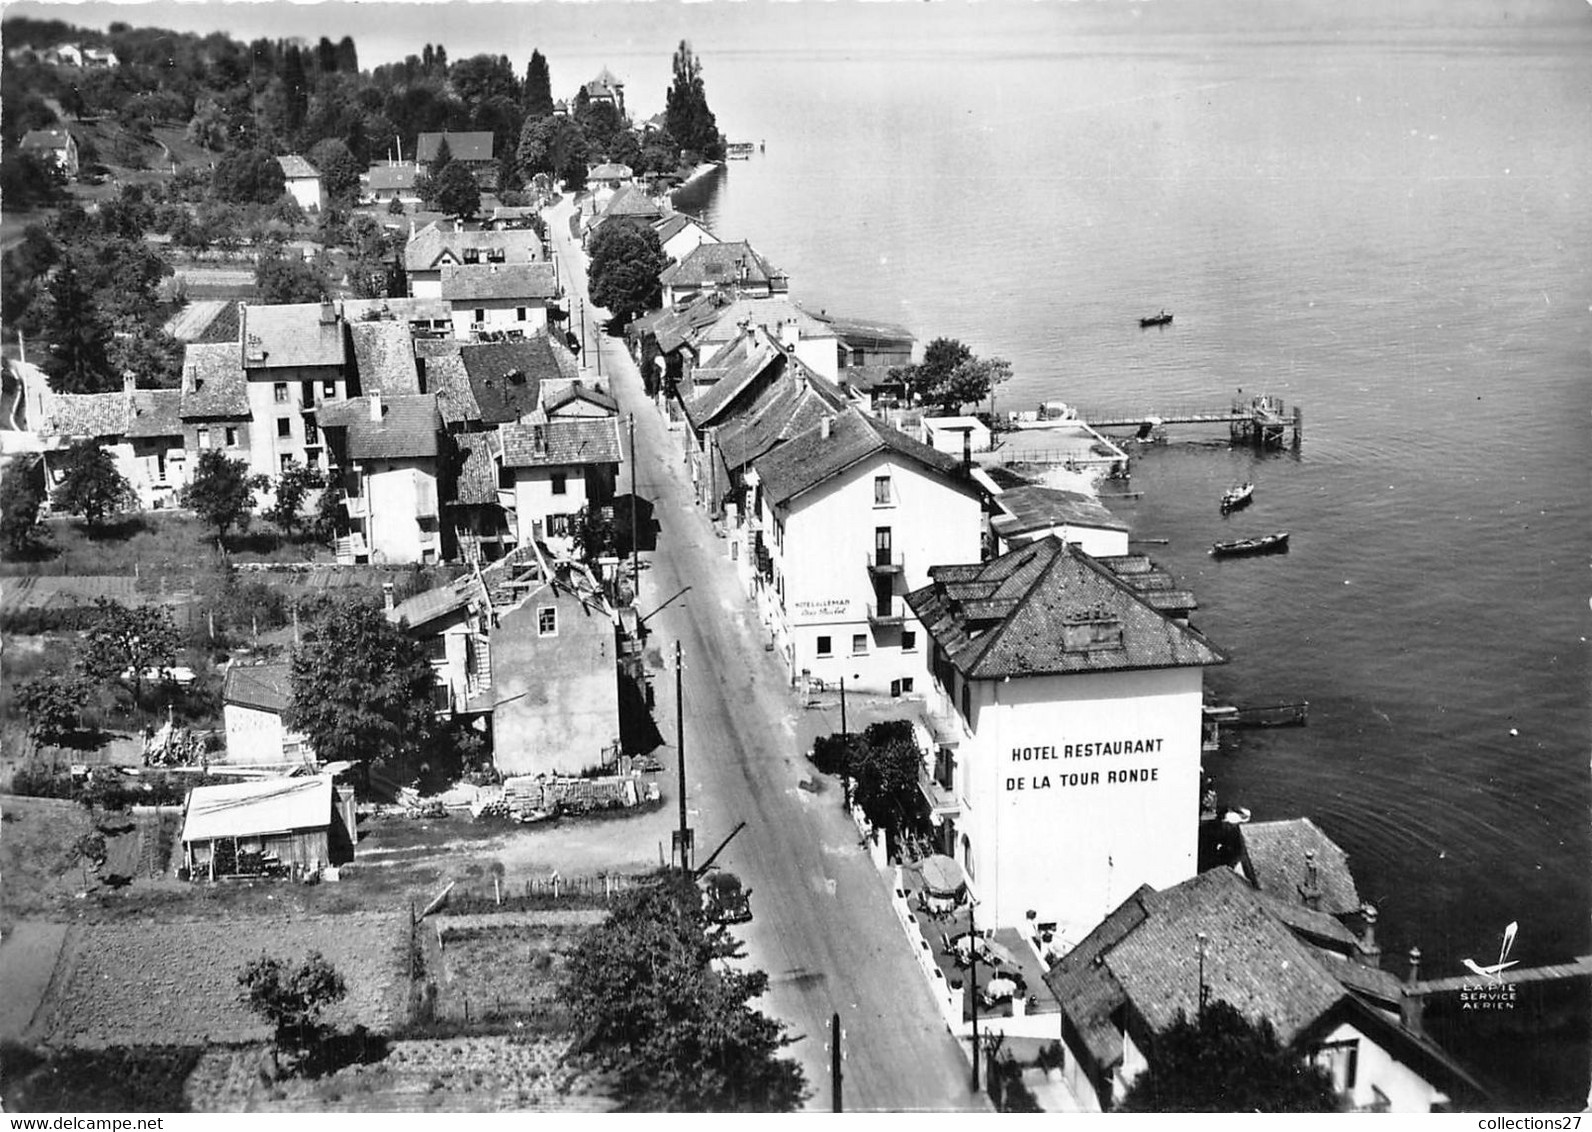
xmin=905 ymin=536 xmax=1227 ymax=939
xmin=749 ymin=408 xmax=983 ymax=695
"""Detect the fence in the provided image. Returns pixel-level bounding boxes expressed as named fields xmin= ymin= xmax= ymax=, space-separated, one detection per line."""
xmin=442 ymin=871 xmax=657 ymax=913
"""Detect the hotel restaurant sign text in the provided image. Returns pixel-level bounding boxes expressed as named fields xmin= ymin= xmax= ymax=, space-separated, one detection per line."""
xmin=794 ymin=598 xmax=851 ymax=619
xmin=1005 ymin=738 xmax=1166 ymax=793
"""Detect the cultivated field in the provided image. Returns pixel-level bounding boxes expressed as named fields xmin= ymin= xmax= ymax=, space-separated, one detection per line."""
xmin=431 ymin=909 xmax=604 ymax=1025
xmin=38 ymin=912 xmax=409 ymax=1047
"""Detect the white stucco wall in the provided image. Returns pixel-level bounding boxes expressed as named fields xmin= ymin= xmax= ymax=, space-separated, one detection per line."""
xmin=660 ymin=224 xmax=717 ymax=264
xmin=408 ymin=273 xmax=443 ymax=300
xmin=764 ymin=451 xmax=981 ymax=693
xmin=286 ymin=176 xmax=326 ymax=214
xmin=359 ymin=458 xmax=440 ymax=564
xmin=449 ymin=298 xmax=549 ymax=339
xmin=1317 ymin=1020 xmax=1448 ymax=1113
xmin=245 ymin=367 xmax=346 ymax=484
xmin=949 ymin=664 xmax=1205 ymax=934
xmin=511 ymin=464 xmax=589 ymax=556
xmin=222 ymin=704 xmax=312 ymax=763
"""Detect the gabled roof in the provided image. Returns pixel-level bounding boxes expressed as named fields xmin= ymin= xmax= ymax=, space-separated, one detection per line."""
xmin=440 ymin=262 xmax=559 ymax=303
xmin=839 ymin=364 xmax=903 ymax=394
xmin=809 ymin=309 xmax=916 ymax=348
xmin=276 ymin=154 xmax=319 ymax=180
xmin=449 ymin=432 xmax=500 ymax=505
xmin=499 ymin=416 xmax=623 ymax=468
xmin=182 ymin=775 xmax=332 ymax=843
xmin=660 ymin=241 xmax=783 ymax=289
xmin=598 ymin=186 xmax=662 ymax=220
xmin=367 ymin=162 xmax=419 ymax=191
xmin=19 ymin=128 xmax=72 ymax=152
xmin=317 ymin=394 xmax=441 ymax=459
xmin=755 ymin=406 xmax=970 ymax=510
xmin=459 ymin=336 xmax=578 ymax=424
xmin=991 ymin=484 xmax=1130 ymax=538
xmin=349 ymin=320 xmax=421 ymax=396
xmin=1093 ymin=554 xmax=1199 ymax=617
xmin=682 ymin=332 xmax=785 ymax=430
xmin=404 ymin=224 xmax=543 ymax=273
xmin=543 ymin=382 xmax=618 ymax=416
xmin=653 ymin=212 xmax=713 ymax=244
xmin=904 ymin=537 xmax=1226 ymax=680
xmin=125 ymin=390 xmax=183 ymax=438
xmin=714 ymin=361 xmax=851 ymax=473
xmin=588 ymin=162 xmax=634 ymax=181
xmin=223 ymin=661 xmax=294 ymax=714
xmin=701 ymin=296 xmax=834 ymax=346
xmin=39 ymin=391 xmax=128 ymax=438
xmin=388 ymin=574 xmax=489 ymax=631
xmin=422 ymin=352 xmax=478 ymax=425
xmin=653 ymin=291 xmax=736 ymax=354
xmin=416 ymin=131 xmax=494 ymax=163
xmin=180 ymin=343 xmax=251 ymax=420
xmin=241 ymin=302 xmax=347 ymax=371
xmin=1239 ymin=818 xmax=1363 ymax=918
xmin=343 ymin=296 xmax=453 ymax=324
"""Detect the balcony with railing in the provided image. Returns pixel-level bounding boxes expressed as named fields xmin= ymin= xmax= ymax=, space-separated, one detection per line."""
xmin=867 ymin=599 xmax=906 ymax=626
xmin=866 ymin=548 xmax=905 ymax=575
xmin=918 ymin=763 xmax=962 ymax=817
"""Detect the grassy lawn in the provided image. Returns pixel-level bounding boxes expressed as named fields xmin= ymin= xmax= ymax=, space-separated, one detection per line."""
xmin=1 ymin=512 xmax=332 ymax=577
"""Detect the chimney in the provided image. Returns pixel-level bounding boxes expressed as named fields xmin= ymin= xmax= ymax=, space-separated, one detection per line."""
xmin=122 ymin=370 xmax=136 ymax=396
xmin=780 ymin=319 xmax=799 ymax=351
xmin=369 ymin=392 xmax=383 ymax=422
xmin=382 ymin=581 xmax=395 ymax=613
xmin=819 ymin=415 xmax=832 ymax=441
xmin=1356 ymin=902 xmax=1382 ymax=965
xmin=319 ymin=299 xmax=336 ymax=325
xmin=1298 ymin=849 xmax=1322 ymax=910
xmin=1401 ymin=946 xmax=1426 ymax=1034
xmin=962 ymin=428 xmax=973 ymax=471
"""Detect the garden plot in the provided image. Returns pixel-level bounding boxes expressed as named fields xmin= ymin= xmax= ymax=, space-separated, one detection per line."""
xmin=431 ymin=911 xmax=603 ymax=1025
xmin=39 ymin=912 xmax=408 ymax=1047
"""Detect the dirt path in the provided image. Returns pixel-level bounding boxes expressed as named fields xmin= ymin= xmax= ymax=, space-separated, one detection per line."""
xmin=0 ymin=920 xmax=69 ymax=1040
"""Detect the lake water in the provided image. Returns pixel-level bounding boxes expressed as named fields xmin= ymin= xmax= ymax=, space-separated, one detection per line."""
xmin=672 ymin=1 xmax=1592 ymax=1001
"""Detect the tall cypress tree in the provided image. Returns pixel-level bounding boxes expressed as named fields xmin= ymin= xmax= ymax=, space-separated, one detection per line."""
xmin=665 ymin=41 xmax=723 ymax=162
xmin=41 ymin=256 xmax=116 ymax=393
xmin=523 ymin=49 xmax=553 ymax=118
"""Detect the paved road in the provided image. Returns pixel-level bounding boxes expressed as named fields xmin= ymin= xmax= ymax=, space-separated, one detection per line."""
xmin=549 ymin=201 xmax=982 ymax=1112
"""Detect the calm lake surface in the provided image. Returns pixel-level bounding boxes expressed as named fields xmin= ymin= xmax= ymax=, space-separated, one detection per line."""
xmin=671 ymin=0 xmax=1592 ymax=999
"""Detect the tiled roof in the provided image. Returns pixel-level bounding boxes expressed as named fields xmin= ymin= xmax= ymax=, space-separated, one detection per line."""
xmin=39 ymin=391 xmax=128 ymax=438
xmin=599 ymin=186 xmax=662 ymax=220
xmin=682 ymin=332 xmax=784 ymax=429
xmin=276 ymin=154 xmax=319 ymax=180
xmin=991 ymin=484 xmax=1130 ymax=537
xmin=318 ymin=394 xmax=441 ymax=459
xmin=499 ymin=416 xmax=623 ymax=468
xmin=19 ymin=128 xmax=72 ymax=152
xmin=450 ymin=432 xmax=500 ymax=505
xmin=416 ymin=131 xmax=494 ymax=163
xmin=179 ymin=343 xmax=250 ymax=419
xmin=125 ymin=389 xmax=183 ymax=438
xmin=905 ymin=537 xmax=1226 ymax=680
xmin=404 ymin=224 xmax=543 ymax=272
xmin=163 ymin=299 xmax=230 ymax=342
xmin=653 ymin=292 xmax=736 ymax=354
xmin=459 ymin=336 xmax=577 ymax=424
xmin=241 ymin=302 xmax=347 ymax=370
xmin=349 ymin=321 xmax=421 ymax=396
xmin=660 ymin=241 xmax=782 ymax=289
xmin=714 ymin=362 xmax=851 ymax=473
xmin=1239 ymin=818 xmax=1363 ymax=918
xmin=414 ymin=337 xmax=463 ymax=359
xmin=193 ymin=300 xmax=242 ymax=344
xmin=343 ymin=296 xmax=453 ymax=324
xmin=653 ymin=212 xmax=712 ymax=243
xmin=183 ymin=775 xmax=332 ymax=842
xmin=810 ymin=309 xmax=916 ymax=348
xmin=387 ymin=574 xmax=488 ymax=630
xmin=543 ymin=383 xmax=618 ymax=416
xmin=423 ymin=352 xmax=478 ymax=425
xmin=705 ymin=297 xmax=833 ymax=345
xmin=1094 ymin=554 xmax=1198 ymax=617
xmin=440 ymin=262 xmax=559 ymax=303
xmin=367 ymin=162 xmax=419 ymax=191
xmin=755 ymin=405 xmax=968 ymax=509
xmin=223 ymin=661 xmax=294 ymax=714
xmin=588 ymin=162 xmax=633 ymax=180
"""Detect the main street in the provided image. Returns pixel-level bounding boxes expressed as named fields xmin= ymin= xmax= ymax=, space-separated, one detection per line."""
xmin=548 ymin=199 xmax=983 ymax=1112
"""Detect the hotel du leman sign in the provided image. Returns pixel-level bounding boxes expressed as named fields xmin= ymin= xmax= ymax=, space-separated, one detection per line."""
xmin=793 ymin=598 xmax=851 ymax=619
xmin=1005 ymin=737 xmax=1167 ymax=794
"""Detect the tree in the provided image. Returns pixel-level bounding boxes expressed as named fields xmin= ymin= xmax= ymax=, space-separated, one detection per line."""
xmin=287 ymin=599 xmax=443 ymax=784
xmin=891 ymin=337 xmax=1013 ymax=414
xmin=1 ymin=454 xmax=52 ymax=558
xmin=517 ymin=114 xmax=589 ymax=187
xmin=939 ymin=354 xmax=1012 ymax=415
xmin=587 ymin=218 xmax=668 ymax=326
xmin=211 ymin=147 xmax=287 ymax=204
xmin=181 ymin=449 xmax=267 ymax=543
xmin=254 ymin=247 xmax=331 ymax=305
xmin=430 ymin=135 xmax=453 ymax=176
xmin=81 ymin=598 xmax=181 ymax=714
xmin=264 ymin=459 xmax=325 ymax=540
xmin=846 ymin=720 xmax=926 ymax=839
xmin=50 ymin=440 xmax=135 ymax=530
xmin=563 ymin=872 xmax=807 ymax=1111
xmin=0 ymin=150 xmax=68 ymax=210
xmin=523 ymin=50 xmax=553 ymax=118
xmin=665 ymin=41 xmax=724 ymax=162
xmin=1118 ymin=1000 xmax=1340 ymax=1113
xmin=39 ymin=256 xmax=117 ymax=393
xmin=16 ymin=672 xmax=85 ymax=752
xmin=238 ymin=952 xmax=348 ymax=1075
xmin=306 ymin=138 xmax=360 ymax=203
xmin=428 ymin=161 xmax=480 ymax=220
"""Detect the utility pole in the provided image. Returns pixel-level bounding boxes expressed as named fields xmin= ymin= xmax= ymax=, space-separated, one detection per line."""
xmin=1196 ymin=931 xmax=1209 ymax=1022
xmin=840 ymin=675 xmax=848 ymax=735
xmin=675 ymin=640 xmax=690 ymax=875
xmin=831 ymin=1012 xmax=844 ymax=1112
xmin=629 ymin=414 xmax=639 ymax=594
xmin=970 ymin=896 xmax=981 ymax=1094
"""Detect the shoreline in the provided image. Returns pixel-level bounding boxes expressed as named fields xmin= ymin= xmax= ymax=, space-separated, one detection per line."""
xmin=668 ymin=160 xmax=723 ymax=204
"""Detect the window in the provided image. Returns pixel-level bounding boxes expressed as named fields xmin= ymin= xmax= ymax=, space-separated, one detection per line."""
xmin=304 ymin=420 xmax=319 ymax=446
xmin=901 ymin=676 xmax=914 ymax=694
xmin=464 ymin=248 xmax=480 ymax=264
xmin=273 ymin=383 xmax=289 ymax=404
xmin=323 ymin=381 xmax=337 ymax=399
xmin=301 ymin=381 xmax=315 ymax=406
xmin=960 ymin=678 xmax=972 ymax=722
xmin=425 ymin=636 xmax=447 ymax=661
xmin=538 ymin=606 xmax=557 ymax=636
xmin=224 ymin=427 xmax=239 ymax=447
xmin=196 ymin=427 xmax=211 ymax=450
xmin=475 ymin=308 xmax=486 ymax=324
xmin=1316 ymin=1040 xmax=1359 ymax=1096
xmin=901 ymin=630 xmax=917 ymax=652
xmin=516 ymin=306 xmax=527 ymax=321
xmin=874 ymin=475 xmax=891 ymax=505
xmin=851 ymin=633 xmax=868 ymax=655
xmin=498 ymin=465 xmax=513 ymax=489
xmin=276 ymin=417 xmax=292 ymax=438
xmin=551 ymin=472 xmax=567 ymax=495
xmin=548 ymin=514 xmax=570 ymax=537
xmin=816 ymin=635 xmax=833 ymax=658
xmin=430 ymin=683 xmax=452 ymax=712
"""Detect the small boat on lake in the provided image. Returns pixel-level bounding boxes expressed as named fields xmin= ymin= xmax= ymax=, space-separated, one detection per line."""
xmin=1220 ymin=483 xmax=1255 ymax=512
xmin=1210 ymin=531 xmax=1289 ymax=557
xmin=1140 ymin=310 xmax=1173 ymax=328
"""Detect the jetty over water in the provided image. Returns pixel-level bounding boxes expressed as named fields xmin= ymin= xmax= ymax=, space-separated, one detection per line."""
xmin=1408 ymin=955 xmax=1592 ymax=997
xmin=1077 ymin=394 xmax=1304 ymax=448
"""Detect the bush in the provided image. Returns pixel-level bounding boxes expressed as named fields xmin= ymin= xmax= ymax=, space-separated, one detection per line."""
xmin=8 ymin=763 xmax=76 ymax=800
xmin=810 ymin=731 xmax=862 ymax=777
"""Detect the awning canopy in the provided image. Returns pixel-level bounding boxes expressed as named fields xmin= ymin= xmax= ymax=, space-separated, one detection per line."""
xmin=919 ymin=853 xmax=966 ymax=897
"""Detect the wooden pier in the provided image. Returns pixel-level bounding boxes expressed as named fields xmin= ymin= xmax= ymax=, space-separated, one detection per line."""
xmin=1080 ymin=395 xmax=1304 ymax=448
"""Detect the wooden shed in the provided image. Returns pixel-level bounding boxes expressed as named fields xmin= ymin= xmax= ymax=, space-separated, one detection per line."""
xmin=181 ymin=775 xmax=355 ymax=879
